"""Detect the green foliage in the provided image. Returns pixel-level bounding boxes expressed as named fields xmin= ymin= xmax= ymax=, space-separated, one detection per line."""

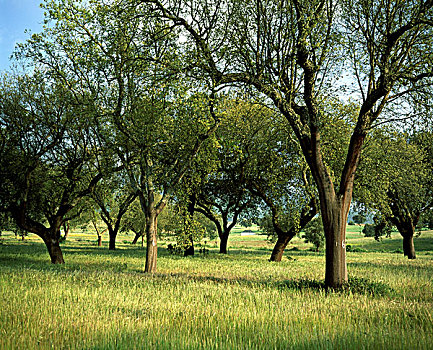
xmin=302 ymin=218 xmax=325 ymax=251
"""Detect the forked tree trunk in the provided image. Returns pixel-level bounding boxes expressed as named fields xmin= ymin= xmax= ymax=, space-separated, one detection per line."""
xmin=145 ymin=214 xmax=158 ymax=273
xmin=268 ymin=198 xmax=318 ymax=262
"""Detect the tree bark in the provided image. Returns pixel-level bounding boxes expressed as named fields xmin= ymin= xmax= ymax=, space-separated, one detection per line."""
xmin=108 ymin=229 xmax=117 ymax=250
xmin=145 ymin=215 xmax=158 ymax=273
xmin=219 ymin=231 xmax=229 ymax=254
xmin=41 ymin=229 xmax=65 ymax=264
xmin=63 ymin=222 xmax=70 ymax=240
xmin=9 ymin=205 xmax=65 ymax=264
xmin=97 ymin=235 xmax=102 ymax=247
xmin=270 ymin=234 xmax=294 ymax=262
xmin=403 ymin=234 xmax=416 ymax=259
xmin=131 ymin=231 xmax=143 ymax=245
xmin=184 ymin=235 xmax=195 ymax=256
xmin=321 ymin=195 xmax=349 ymax=289
xmin=184 ymin=195 xmax=196 ymax=257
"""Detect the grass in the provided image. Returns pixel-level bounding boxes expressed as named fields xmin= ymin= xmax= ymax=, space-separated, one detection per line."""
xmin=0 ymin=228 xmax=432 ymax=349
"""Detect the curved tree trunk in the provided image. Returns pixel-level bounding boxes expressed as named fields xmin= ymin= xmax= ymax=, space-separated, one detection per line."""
xmin=42 ymin=231 xmax=65 ymax=264
xmin=270 ymin=234 xmax=294 ymax=262
xmin=131 ymin=231 xmax=143 ymax=245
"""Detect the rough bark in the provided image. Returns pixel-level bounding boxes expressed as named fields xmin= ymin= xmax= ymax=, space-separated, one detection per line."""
xmin=108 ymin=229 xmax=117 ymax=250
xmin=145 ymin=214 xmax=158 ymax=273
xmin=9 ymin=205 xmax=65 ymax=264
xmin=270 ymin=234 xmax=293 ymax=262
xmin=43 ymin=236 xmax=65 ymax=264
xmin=403 ymin=234 xmax=416 ymax=259
xmin=219 ymin=231 xmax=229 ymax=254
xmin=131 ymin=231 xmax=143 ymax=245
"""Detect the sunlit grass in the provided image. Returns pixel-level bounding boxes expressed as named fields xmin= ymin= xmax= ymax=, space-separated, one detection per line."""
xmin=0 ymin=229 xmax=432 ymax=349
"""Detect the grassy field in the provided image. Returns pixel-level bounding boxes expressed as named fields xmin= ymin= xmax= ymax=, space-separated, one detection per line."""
xmin=0 ymin=227 xmax=432 ymax=349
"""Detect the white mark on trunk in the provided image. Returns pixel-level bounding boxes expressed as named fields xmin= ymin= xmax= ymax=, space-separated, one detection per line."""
xmin=342 ymin=241 xmax=345 ymax=248
xmin=152 ymin=240 xmax=156 ymax=247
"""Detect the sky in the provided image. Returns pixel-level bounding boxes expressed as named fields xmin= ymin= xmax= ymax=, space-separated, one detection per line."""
xmin=0 ymin=0 xmax=44 ymax=72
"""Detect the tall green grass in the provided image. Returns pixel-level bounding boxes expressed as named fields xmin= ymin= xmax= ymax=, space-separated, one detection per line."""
xmin=0 ymin=231 xmax=432 ymax=349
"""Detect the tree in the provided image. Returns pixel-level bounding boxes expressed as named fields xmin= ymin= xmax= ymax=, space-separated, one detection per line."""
xmin=356 ymin=128 xmax=433 ymax=259
xmin=17 ymin=0 xmax=221 ymax=272
xmin=303 ymin=217 xmax=325 ymax=252
xmin=90 ymin=171 xmax=137 ymax=250
xmin=0 ymin=72 xmax=102 ymax=263
xmin=143 ymin=0 xmax=433 ymax=287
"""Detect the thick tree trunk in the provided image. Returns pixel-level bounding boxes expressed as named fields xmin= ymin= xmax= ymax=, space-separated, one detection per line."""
xmin=403 ymin=234 xmax=416 ymax=259
xmin=219 ymin=232 xmax=229 ymax=254
xmin=322 ymin=198 xmax=348 ymax=288
xmin=42 ymin=235 xmax=65 ymax=264
xmin=184 ymin=235 xmax=195 ymax=257
xmin=145 ymin=215 xmax=158 ymax=273
xmin=108 ymin=229 xmax=117 ymax=250
xmin=270 ymin=234 xmax=294 ymax=262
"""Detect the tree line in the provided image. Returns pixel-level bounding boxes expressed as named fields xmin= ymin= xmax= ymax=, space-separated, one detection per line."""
xmin=1 ymin=0 xmax=433 ymax=288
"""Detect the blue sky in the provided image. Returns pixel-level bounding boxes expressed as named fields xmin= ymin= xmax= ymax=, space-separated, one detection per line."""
xmin=0 ymin=0 xmax=44 ymax=71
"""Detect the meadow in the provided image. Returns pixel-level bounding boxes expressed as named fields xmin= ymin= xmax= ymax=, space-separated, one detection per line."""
xmin=0 ymin=226 xmax=432 ymax=349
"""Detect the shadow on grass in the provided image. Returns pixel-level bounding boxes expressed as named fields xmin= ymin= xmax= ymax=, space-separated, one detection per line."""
xmin=278 ymin=276 xmax=394 ymax=296
xmin=356 ymin=236 xmax=433 ymax=253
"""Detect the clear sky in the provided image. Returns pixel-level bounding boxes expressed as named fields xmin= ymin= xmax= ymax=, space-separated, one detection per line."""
xmin=0 ymin=0 xmax=44 ymax=72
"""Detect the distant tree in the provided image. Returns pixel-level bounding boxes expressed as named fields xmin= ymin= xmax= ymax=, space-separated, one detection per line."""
xmin=303 ymin=218 xmax=325 ymax=252
xmin=352 ymin=214 xmax=366 ymax=225
xmin=356 ymin=129 xmax=433 ymax=259
xmin=0 ymin=73 xmax=103 ymax=263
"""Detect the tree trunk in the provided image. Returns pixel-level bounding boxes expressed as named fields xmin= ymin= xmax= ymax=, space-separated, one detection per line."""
xmin=403 ymin=234 xmax=416 ymax=259
xmin=63 ymin=222 xmax=70 ymax=240
xmin=145 ymin=214 xmax=158 ymax=273
xmin=270 ymin=234 xmax=294 ymax=262
xmin=97 ymin=235 xmax=102 ymax=247
xmin=108 ymin=229 xmax=117 ymax=250
xmin=131 ymin=231 xmax=143 ymax=245
xmin=219 ymin=232 xmax=229 ymax=254
xmin=184 ymin=195 xmax=196 ymax=257
xmin=322 ymin=198 xmax=348 ymax=289
xmin=42 ymin=235 xmax=65 ymax=264
xmin=184 ymin=235 xmax=195 ymax=257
